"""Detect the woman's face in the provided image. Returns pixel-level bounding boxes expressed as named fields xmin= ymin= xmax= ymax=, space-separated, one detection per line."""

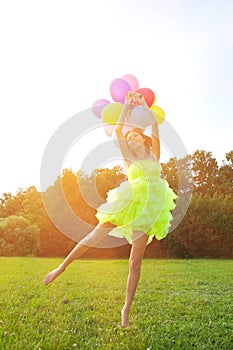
xmin=126 ymin=131 xmax=145 ymax=149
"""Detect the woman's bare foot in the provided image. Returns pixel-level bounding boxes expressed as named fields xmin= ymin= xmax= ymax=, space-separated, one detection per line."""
xmin=121 ymin=306 xmax=130 ymax=328
xmin=44 ymin=266 xmax=65 ymax=285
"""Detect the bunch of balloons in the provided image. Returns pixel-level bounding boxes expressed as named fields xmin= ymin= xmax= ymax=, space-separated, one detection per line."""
xmin=92 ymin=74 xmax=165 ymax=137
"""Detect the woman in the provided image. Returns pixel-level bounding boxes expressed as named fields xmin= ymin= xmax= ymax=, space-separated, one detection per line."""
xmin=44 ymin=92 xmax=177 ymax=328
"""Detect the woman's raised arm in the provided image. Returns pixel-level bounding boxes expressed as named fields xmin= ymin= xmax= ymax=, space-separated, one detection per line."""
xmin=114 ymin=92 xmax=133 ymax=160
xmin=134 ymin=94 xmax=160 ymax=161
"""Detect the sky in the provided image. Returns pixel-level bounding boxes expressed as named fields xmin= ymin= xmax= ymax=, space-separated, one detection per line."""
xmin=0 ymin=0 xmax=232 ymax=196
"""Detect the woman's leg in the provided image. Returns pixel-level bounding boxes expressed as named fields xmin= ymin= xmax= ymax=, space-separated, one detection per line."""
xmin=121 ymin=232 xmax=148 ymax=327
xmin=43 ymin=222 xmax=115 ymax=285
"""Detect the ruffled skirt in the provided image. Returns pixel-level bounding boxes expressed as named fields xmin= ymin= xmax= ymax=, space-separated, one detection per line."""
xmin=96 ymin=159 xmax=177 ymax=244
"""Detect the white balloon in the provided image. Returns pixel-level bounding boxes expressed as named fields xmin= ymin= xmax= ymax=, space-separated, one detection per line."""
xmin=127 ymin=106 xmax=150 ymax=129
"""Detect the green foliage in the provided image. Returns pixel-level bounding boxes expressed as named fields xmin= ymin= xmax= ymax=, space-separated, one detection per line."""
xmin=191 ymin=149 xmax=219 ymax=196
xmin=0 ymin=150 xmax=232 ymax=258
xmin=23 ymin=185 xmax=76 ymax=257
xmin=165 ymin=193 xmax=233 ymax=258
xmin=0 ymin=258 xmax=232 ymax=349
xmin=0 ymin=216 xmax=39 ymax=256
xmin=214 ymin=151 xmax=233 ymax=197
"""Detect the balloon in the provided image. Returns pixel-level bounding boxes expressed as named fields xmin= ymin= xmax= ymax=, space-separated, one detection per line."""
xmin=122 ymin=74 xmax=139 ymax=91
xmin=101 ymin=102 xmax=124 ymax=124
xmin=150 ymin=105 xmax=165 ymax=124
xmin=92 ymin=99 xmax=110 ymax=118
xmin=126 ymin=105 xmax=151 ymax=129
xmin=104 ymin=124 xmax=115 ymax=137
xmin=135 ymin=88 xmax=155 ymax=107
xmin=110 ymin=78 xmax=131 ymax=103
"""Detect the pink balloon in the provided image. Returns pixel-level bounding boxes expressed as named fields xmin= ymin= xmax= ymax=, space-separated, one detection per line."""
xmin=110 ymin=78 xmax=131 ymax=103
xmin=92 ymin=99 xmax=110 ymax=118
xmin=122 ymin=74 xmax=139 ymax=91
xmin=104 ymin=124 xmax=115 ymax=137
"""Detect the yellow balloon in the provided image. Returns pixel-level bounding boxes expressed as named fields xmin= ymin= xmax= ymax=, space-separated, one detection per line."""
xmin=150 ymin=105 xmax=165 ymax=124
xmin=101 ymin=102 xmax=124 ymax=124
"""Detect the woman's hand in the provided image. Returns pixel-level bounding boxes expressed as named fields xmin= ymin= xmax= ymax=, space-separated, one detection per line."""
xmin=134 ymin=93 xmax=157 ymax=126
xmin=125 ymin=91 xmax=134 ymax=105
xmin=134 ymin=93 xmax=148 ymax=107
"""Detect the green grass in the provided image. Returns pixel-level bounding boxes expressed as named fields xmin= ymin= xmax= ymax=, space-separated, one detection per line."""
xmin=0 ymin=258 xmax=232 ymax=350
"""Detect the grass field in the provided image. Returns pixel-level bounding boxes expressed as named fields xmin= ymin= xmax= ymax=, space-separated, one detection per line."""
xmin=0 ymin=258 xmax=232 ymax=350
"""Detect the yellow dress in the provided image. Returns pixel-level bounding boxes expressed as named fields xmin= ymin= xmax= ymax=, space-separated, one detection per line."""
xmin=96 ymin=159 xmax=177 ymax=244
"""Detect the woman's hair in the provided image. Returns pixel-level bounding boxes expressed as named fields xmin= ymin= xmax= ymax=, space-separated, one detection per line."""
xmin=124 ymin=128 xmax=152 ymax=150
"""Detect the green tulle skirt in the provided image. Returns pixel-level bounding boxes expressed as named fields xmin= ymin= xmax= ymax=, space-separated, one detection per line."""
xmin=96 ymin=159 xmax=177 ymax=244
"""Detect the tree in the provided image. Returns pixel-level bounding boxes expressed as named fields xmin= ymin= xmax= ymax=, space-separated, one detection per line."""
xmin=0 ymin=189 xmax=27 ymax=217
xmin=191 ymin=150 xmax=218 ymax=196
xmin=165 ymin=193 xmax=233 ymax=258
xmin=161 ymin=155 xmax=193 ymax=195
xmin=214 ymin=150 xmax=233 ymax=197
xmin=22 ymin=185 xmax=75 ymax=257
xmin=0 ymin=215 xmax=39 ymax=256
xmin=161 ymin=157 xmax=178 ymax=192
xmin=0 ymin=150 xmax=232 ymax=258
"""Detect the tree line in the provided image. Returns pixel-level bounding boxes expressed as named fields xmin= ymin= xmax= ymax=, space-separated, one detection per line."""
xmin=0 ymin=149 xmax=232 ymax=258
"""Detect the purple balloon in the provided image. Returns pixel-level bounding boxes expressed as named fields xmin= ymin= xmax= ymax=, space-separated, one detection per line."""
xmin=92 ymin=99 xmax=110 ymax=118
xmin=110 ymin=78 xmax=131 ymax=103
